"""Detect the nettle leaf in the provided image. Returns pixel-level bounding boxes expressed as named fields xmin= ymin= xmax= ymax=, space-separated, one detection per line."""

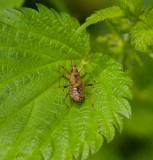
xmin=131 ymin=8 xmax=153 ymax=52
xmin=114 ymin=0 xmax=142 ymax=15
xmin=77 ymin=6 xmax=125 ymax=33
xmin=0 ymin=4 xmax=132 ymax=160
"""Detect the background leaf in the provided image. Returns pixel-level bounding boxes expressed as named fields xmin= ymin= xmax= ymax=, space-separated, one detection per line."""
xmin=0 ymin=4 xmax=132 ymax=160
xmin=77 ymin=6 xmax=125 ymax=33
xmin=114 ymin=0 xmax=142 ymax=16
xmin=131 ymin=8 xmax=153 ymax=52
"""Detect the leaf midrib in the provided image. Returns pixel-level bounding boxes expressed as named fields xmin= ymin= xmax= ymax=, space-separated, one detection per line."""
xmin=6 ymin=97 xmax=69 ymax=158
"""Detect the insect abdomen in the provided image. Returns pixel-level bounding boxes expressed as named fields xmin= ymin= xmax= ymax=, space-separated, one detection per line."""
xmin=70 ymin=84 xmax=85 ymax=103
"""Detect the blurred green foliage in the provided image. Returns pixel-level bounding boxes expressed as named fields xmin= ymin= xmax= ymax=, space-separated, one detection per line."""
xmin=0 ymin=0 xmax=24 ymax=15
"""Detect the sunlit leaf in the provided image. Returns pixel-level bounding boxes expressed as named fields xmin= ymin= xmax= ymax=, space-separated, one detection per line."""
xmin=0 ymin=4 xmax=132 ymax=160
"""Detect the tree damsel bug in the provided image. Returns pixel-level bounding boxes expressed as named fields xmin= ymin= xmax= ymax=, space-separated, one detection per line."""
xmin=59 ymin=55 xmax=94 ymax=104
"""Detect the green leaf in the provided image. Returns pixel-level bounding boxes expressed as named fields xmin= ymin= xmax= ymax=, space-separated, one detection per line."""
xmin=131 ymin=8 xmax=153 ymax=52
xmin=77 ymin=6 xmax=125 ymax=33
xmin=0 ymin=4 xmax=132 ymax=160
xmin=114 ymin=0 xmax=142 ymax=15
xmin=0 ymin=0 xmax=24 ymax=15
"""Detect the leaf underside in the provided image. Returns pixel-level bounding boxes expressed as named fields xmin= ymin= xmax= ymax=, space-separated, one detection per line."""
xmin=0 ymin=4 xmax=132 ymax=160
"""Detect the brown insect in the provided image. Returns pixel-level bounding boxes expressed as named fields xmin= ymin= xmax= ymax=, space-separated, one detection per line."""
xmin=59 ymin=63 xmax=93 ymax=103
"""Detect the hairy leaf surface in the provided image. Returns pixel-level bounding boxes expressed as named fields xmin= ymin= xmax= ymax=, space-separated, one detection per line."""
xmin=114 ymin=0 xmax=142 ymax=15
xmin=0 ymin=4 xmax=132 ymax=160
xmin=77 ymin=6 xmax=125 ymax=33
xmin=131 ymin=8 xmax=153 ymax=52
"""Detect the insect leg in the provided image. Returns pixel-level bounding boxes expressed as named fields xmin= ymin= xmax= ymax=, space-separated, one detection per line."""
xmin=81 ymin=72 xmax=89 ymax=79
xmin=59 ymin=66 xmax=71 ymax=75
xmin=59 ymin=79 xmax=69 ymax=90
xmin=64 ymin=92 xmax=70 ymax=109
xmin=60 ymin=75 xmax=69 ymax=81
xmin=59 ymin=75 xmax=69 ymax=88
xmin=81 ymin=72 xmax=96 ymax=85
xmin=62 ymin=85 xmax=69 ymax=91
xmin=85 ymin=83 xmax=95 ymax=110
xmin=85 ymin=84 xmax=93 ymax=87
xmin=78 ymin=64 xmax=85 ymax=73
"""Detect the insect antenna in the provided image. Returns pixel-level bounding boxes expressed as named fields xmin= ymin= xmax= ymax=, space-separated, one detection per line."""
xmin=66 ymin=53 xmax=76 ymax=65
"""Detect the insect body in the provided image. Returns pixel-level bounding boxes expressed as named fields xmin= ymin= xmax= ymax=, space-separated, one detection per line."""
xmin=60 ymin=63 xmax=93 ymax=103
xmin=69 ymin=64 xmax=85 ymax=103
